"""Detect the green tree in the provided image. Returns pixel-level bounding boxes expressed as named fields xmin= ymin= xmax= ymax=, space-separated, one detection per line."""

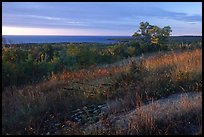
xmin=132 ymin=21 xmax=172 ymax=46
xmin=127 ymin=47 xmax=136 ymax=57
xmin=67 ymin=44 xmax=80 ymax=57
xmin=43 ymin=44 xmax=54 ymax=62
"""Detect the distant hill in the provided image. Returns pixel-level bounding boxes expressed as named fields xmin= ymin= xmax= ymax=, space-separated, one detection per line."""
xmin=169 ymin=36 xmax=202 ymax=43
xmin=108 ymin=36 xmax=202 ymax=43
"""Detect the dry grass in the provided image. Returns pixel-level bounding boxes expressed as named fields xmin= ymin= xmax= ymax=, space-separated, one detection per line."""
xmin=85 ymin=92 xmax=202 ymax=135
xmin=141 ymin=49 xmax=202 ymax=97
xmin=2 ymin=59 xmax=129 ymax=134
xmin=144 ymin=49 xmax=201 ymax=71
xmin=128 ymin=92 xmax=202 ymax=135
xmin=100 ymin=49 xmax=202 ymax=115
xmin=144 ymin=49 xmax=202 ymax=89
xmin=2 ymin=48 xmax=202 ymax=135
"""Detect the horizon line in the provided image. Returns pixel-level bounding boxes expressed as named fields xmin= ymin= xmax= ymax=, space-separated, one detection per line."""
xmin=2 ymin=35 xmax=202 ymax=37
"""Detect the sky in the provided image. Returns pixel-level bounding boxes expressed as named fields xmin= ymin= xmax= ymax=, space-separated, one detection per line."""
xmin=2 ymin=2 xmax=202 ymax=36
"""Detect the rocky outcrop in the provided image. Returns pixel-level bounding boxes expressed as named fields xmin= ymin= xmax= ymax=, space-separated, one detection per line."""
xmin=85 ymin=92 xmax=202 ymax=135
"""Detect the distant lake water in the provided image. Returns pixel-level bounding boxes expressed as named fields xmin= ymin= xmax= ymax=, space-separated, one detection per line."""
xmin=3 ymin=35 xmax=131 ymax=44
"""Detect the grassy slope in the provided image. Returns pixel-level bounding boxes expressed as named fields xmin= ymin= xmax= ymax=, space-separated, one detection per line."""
xmin=2 ymin=48 xmax=202 ymax=135
xmin=85 ymin=92 xmax=202 ymax=135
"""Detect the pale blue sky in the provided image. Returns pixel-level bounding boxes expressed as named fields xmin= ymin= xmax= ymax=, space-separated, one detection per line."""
xmin=2 ymin=2 xmax=202 ymax=36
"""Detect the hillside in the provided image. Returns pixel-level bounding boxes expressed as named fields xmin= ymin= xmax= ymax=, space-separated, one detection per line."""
xmin=85 ymin=92 xmax=202 ymax=135
xmin=2 ymin=2 xmax=202 ymax=135
xmin=2 ymin=48 xmax=202 ymax=135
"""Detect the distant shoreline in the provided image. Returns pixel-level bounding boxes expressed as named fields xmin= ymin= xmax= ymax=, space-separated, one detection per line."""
xmin=108 ymin=36 xmax=202 ymax=42
xmin=2 ymin=35 xmax=202 ymax=45
xmin=2 ymin=35 xmax=130 ymax=44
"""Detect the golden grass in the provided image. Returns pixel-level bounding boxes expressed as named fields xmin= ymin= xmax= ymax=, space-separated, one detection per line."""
xmin=2 ymin=48 xmax=202 ymax=135
xmin=144 ymin=49 xmax=202 ymax=87
xmin=144 ymin=49 xmax=202 ymax=72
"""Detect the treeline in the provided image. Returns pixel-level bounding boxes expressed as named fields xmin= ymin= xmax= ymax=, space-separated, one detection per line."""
xmin=2 ymin=22 xmax=202 ymax=89
xmin=1 ymin=42 xmax=138 ymax=89
xmin=2 ymin=40 xmax=201 ymax=90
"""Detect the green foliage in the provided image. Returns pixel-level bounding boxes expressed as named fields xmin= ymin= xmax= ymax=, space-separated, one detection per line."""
xmin=2 ymin=34 xmax=202 ymax=89
xmin=42 ymin=44 xmax=54 ymax=61
xmin=127 ymin=46 xmax=136 ymax=57
xmin=132 ymin=21 xmax=172 ymax=46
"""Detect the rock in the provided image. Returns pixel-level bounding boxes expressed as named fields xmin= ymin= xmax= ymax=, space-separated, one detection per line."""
xmin=84 ymin=92 xmax=202 ymax=135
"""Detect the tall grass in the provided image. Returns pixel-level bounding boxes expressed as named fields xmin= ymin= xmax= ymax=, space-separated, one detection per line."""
xmin=143 ymin=49 xmax=202 ymax=97
xmin=2 ymin=48 xmax=202 ymax=135
xmin=86 ymin=92 xmax=202 ymax=135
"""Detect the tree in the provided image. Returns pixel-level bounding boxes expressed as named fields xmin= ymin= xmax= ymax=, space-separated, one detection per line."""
xmin=127 ymin=46 xmax=136 ymax=57
xmin=132 ymin=22 xmax=172 ymax=46
xmin=67 ymin=44 xmax=80 ymax=57
xmin=160 ymin=26 xmax=172 ymax=45
xmin=43 ymin=44 xmax=54 ymax=62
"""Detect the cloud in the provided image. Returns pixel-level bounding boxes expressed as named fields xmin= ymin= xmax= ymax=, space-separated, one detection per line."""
xmin=28 ymin=15 xmax=63 ymax=20
xmin=187 ymin=22 xmax=198 ymax=24
xmin=125 ymin=6 xmax=201 ymax=22
xmin=2 ymin=2 xmax=202 ymax=36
